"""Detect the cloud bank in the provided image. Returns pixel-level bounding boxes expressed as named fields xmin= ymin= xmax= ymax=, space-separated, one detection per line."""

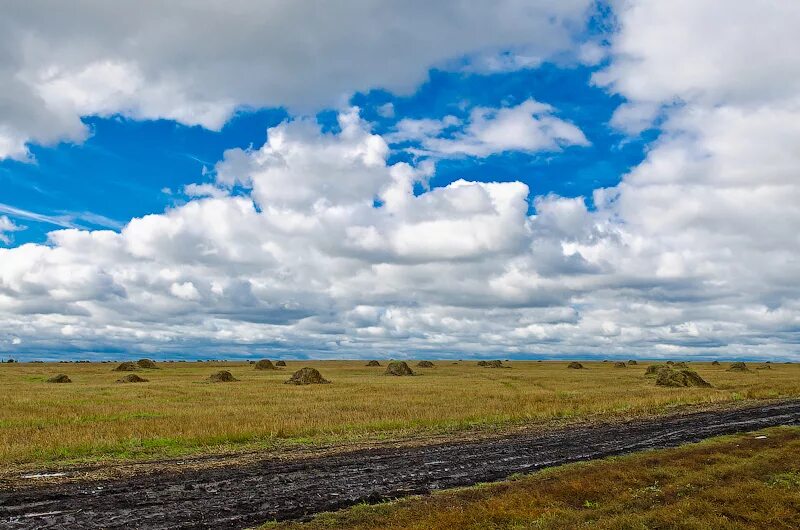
xmin=1 ymin=1 xmax=799 ymax=360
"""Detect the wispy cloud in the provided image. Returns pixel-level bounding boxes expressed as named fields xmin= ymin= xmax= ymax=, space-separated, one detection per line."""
xmin=0 ymin=203 xmax=123 ymax=231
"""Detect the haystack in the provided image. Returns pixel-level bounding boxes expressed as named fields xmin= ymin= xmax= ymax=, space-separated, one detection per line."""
xmin=285 ymin=367 xmax=330 ymax=385
xmin=254 ymin=359 xmax=276 ymax=370
xmin=366 ymin=360 xmax=381 ymax=367
xmin=568 ymin=362 xmax=584 ymax=369
xmin=117 ymin=374 xmax=148 ymax=383
xmin=114 ymin=362 xmax=138 ymax=372
xmin=275 ymin=360 xmax=287 ymax=367
xmin=47 ymin=374 xmax=71 ymax=383
xmin=645 ymin=364 xmax=666 ymax=376
xmin=614 ymin=362 xmax=627 ymax=368
xmin=627 ymin=360 xmax=638 ymax=366
xmin=209 ymin=370 xmax=238 ymax=382
xmin=416 ymin=360 xmax=435 ymax=368
xmin=136 ymin=358 xmax=158 ymax=369
xmin=385 ymin=361 xmax=414 ymax=376
xmin=480 ymin=360 xmax=505 ymax=368
xmin=728 ymin=362 xmax=749 ymax=372
xmin=655 ymin=368 xmax=711 ymax=388
xmin=711 ymin=361 xmax=721 ymax=366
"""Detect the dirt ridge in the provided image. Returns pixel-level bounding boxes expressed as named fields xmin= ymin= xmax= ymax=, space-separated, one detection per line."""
xmin=1 ymin=400 xmax=799 ymax=529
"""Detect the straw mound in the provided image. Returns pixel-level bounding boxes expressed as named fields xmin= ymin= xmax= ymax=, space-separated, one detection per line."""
xmin=114 ymin=362 xmax=138 ymax=372
xmin=47 ymin=374 xmax=71 ymax=383
xmin=275 ymin=360 xmax=287 ymax=367
xmin=728 ymin=362 xmax=750 ymax=372
xmin=567 ymin=362 xmax=584 ymax=369
xmin=209 ymin=370 xmax=238 ymax=382
xmin=416 ymin=360 xmax=435 ymax=368
xmin=117 ymin=374 xmax=148 ymax=383
xmin=614 ymin=362 xmax=627 ymax=368
xmin=136 ymin=359 xmax=158 ymax=369
xmin=254 ymin=359 xmax=276 ymax=370
xmin=366 ymin=360 xmax=381 ymax=367
xmin=385 ymin=361 xmax=415 ymax=376
xmin=284 ymin=367 xmax=330 ymax=385
xmin=655 ymin=368 xmax=711 ymax=388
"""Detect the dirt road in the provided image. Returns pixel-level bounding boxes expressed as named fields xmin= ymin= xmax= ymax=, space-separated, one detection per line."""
xmin=2 ymin=400 xmax=799 ymax=529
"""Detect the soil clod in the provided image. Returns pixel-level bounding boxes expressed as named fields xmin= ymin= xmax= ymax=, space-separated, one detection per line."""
xmin=285 ymin=367 xmax=330 ymax=385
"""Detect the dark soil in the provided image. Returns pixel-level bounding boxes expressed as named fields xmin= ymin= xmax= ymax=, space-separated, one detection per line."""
xmin=385 ymin=361 xmax=414 ymax=376
xmin=254 ymin=360 xmax=276 ymax=370
xmin=284 ymin=368 xmax=329 ymax=385
xmin=567 ymin=362 xmax=584 ymax=369
xmin=1 ymin=400 xmax=798 ymax=529
xmin=209 ymin=371 xmax=238 ymax=382
xmin=416 ymin=361 xmax=435 ymax=368
xmin=116 ymin=374 xmax=148 ymax=384
xmin=46 ymin=374 xmax=71 ymax=383
xmin=113 ymin=362 xmax=138 ymax=372
xmin=136 ymin=359 xmax=158 ymax=369
xmin=366 ymin=360 xmax=381 ymax=367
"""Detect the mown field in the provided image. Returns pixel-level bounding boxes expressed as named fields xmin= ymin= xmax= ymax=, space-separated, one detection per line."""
xmin=0 ymin=359 xmax=797 ymax=467
xmin=268 ymin=426 xmax=800 ymax=530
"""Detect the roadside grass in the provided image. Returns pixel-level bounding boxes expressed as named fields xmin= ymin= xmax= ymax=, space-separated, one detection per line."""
xmin=0 ymin=361 xmax=798 ymax=468
xmin=266 ymin=426 xmax=800 ymax=530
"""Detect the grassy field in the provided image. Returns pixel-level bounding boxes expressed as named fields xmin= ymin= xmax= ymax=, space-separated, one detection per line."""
xmin=267 ymin=426 xmax=800 ymax=529
xmin=0 ymin=360 xmax=797 ymax=468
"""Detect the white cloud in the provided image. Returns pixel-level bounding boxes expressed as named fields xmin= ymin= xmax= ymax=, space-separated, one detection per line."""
xmin=0 ymin=216 xmax=24 ymax=245
xmin=0 ymin=1 xmax=592 ymax=160
xmin=393 ymin=100 xmax=589 ymax=158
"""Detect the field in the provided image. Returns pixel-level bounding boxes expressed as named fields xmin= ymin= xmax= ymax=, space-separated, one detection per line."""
xmin=0 ymin=360 xmax=798 ymax=468
xmin=268 ymin=426 xmax=800 ymax=529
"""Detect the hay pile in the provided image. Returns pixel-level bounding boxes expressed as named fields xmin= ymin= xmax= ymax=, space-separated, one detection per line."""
xmin=728 ymin=362 xmax=750 ymax=372
xmin=47 ymin=374 xmax=71 ymax=383
xmin=673 ymin=362 xmax=689 ymax=369
xmin=644 ymin=364 xmax=666 ymax=376
xmin=614 ymin=361 xmax=627 ymax=368
xmin=711 ymin=360 xmax=721 ymax=366
xmin=567 ymin=362 xmax=584 ymax=369
xmin=136 ymin=358 xmax=158 ymax=369
xmin=117 ymin=374 xmax=148 ymax=383
xmin=757 ymin=364 xmax=772 ymax=370
xmin=254 ymin=359 xmax=276 ymax=370
xmin=416 ymin=360 xmax=435 ymax=368
xmin=478 ymin=360 xmax=505 ymax=368
xmin=285 ymin=367 xmax=330 ymax=385
xmin=666 ymin=360 xmax=675 ymax=365
xmin=366 ymin=360 xmax=381 ymax=367
xmin=209 ymin=370 xmax=238 ymax=382
xmin=275 ymin=360 xmax=287 ymax=367
xmin=627 ymin=360 xmax=638 ymax=366
xmin=655 ymin=367 xmax=711 ymax=388
xmin=114 ymin=362 xmax=138 ymax=372
xmin=385 ymin=361 xmax=415 ymax=376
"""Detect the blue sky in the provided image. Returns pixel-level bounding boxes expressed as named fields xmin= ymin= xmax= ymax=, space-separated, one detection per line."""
xmin=1 ymin=1 xmax=799 ymax=361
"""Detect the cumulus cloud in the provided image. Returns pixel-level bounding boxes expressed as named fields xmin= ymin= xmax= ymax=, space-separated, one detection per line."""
xmin=391 ymin=100 xmax=589 ymax=158
xmin=0 ymin=0 xmax=592 ymax=160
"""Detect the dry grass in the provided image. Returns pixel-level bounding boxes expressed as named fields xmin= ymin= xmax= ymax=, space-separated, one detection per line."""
xmin=0 ymin=360 xmax=798 ymax=468
xmin=268 ymin=426 xmax=800 ymax=530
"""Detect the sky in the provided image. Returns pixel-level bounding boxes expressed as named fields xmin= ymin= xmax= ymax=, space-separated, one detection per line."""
xmin=1 ymin=1 xmax=798 ymax=361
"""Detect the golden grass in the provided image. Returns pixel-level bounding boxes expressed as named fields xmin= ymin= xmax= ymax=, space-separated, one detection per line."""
xmin=0 ymin=360 xmax=798 ymax=468
xmin=269 ymin=426 xmax=800 ymax=530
